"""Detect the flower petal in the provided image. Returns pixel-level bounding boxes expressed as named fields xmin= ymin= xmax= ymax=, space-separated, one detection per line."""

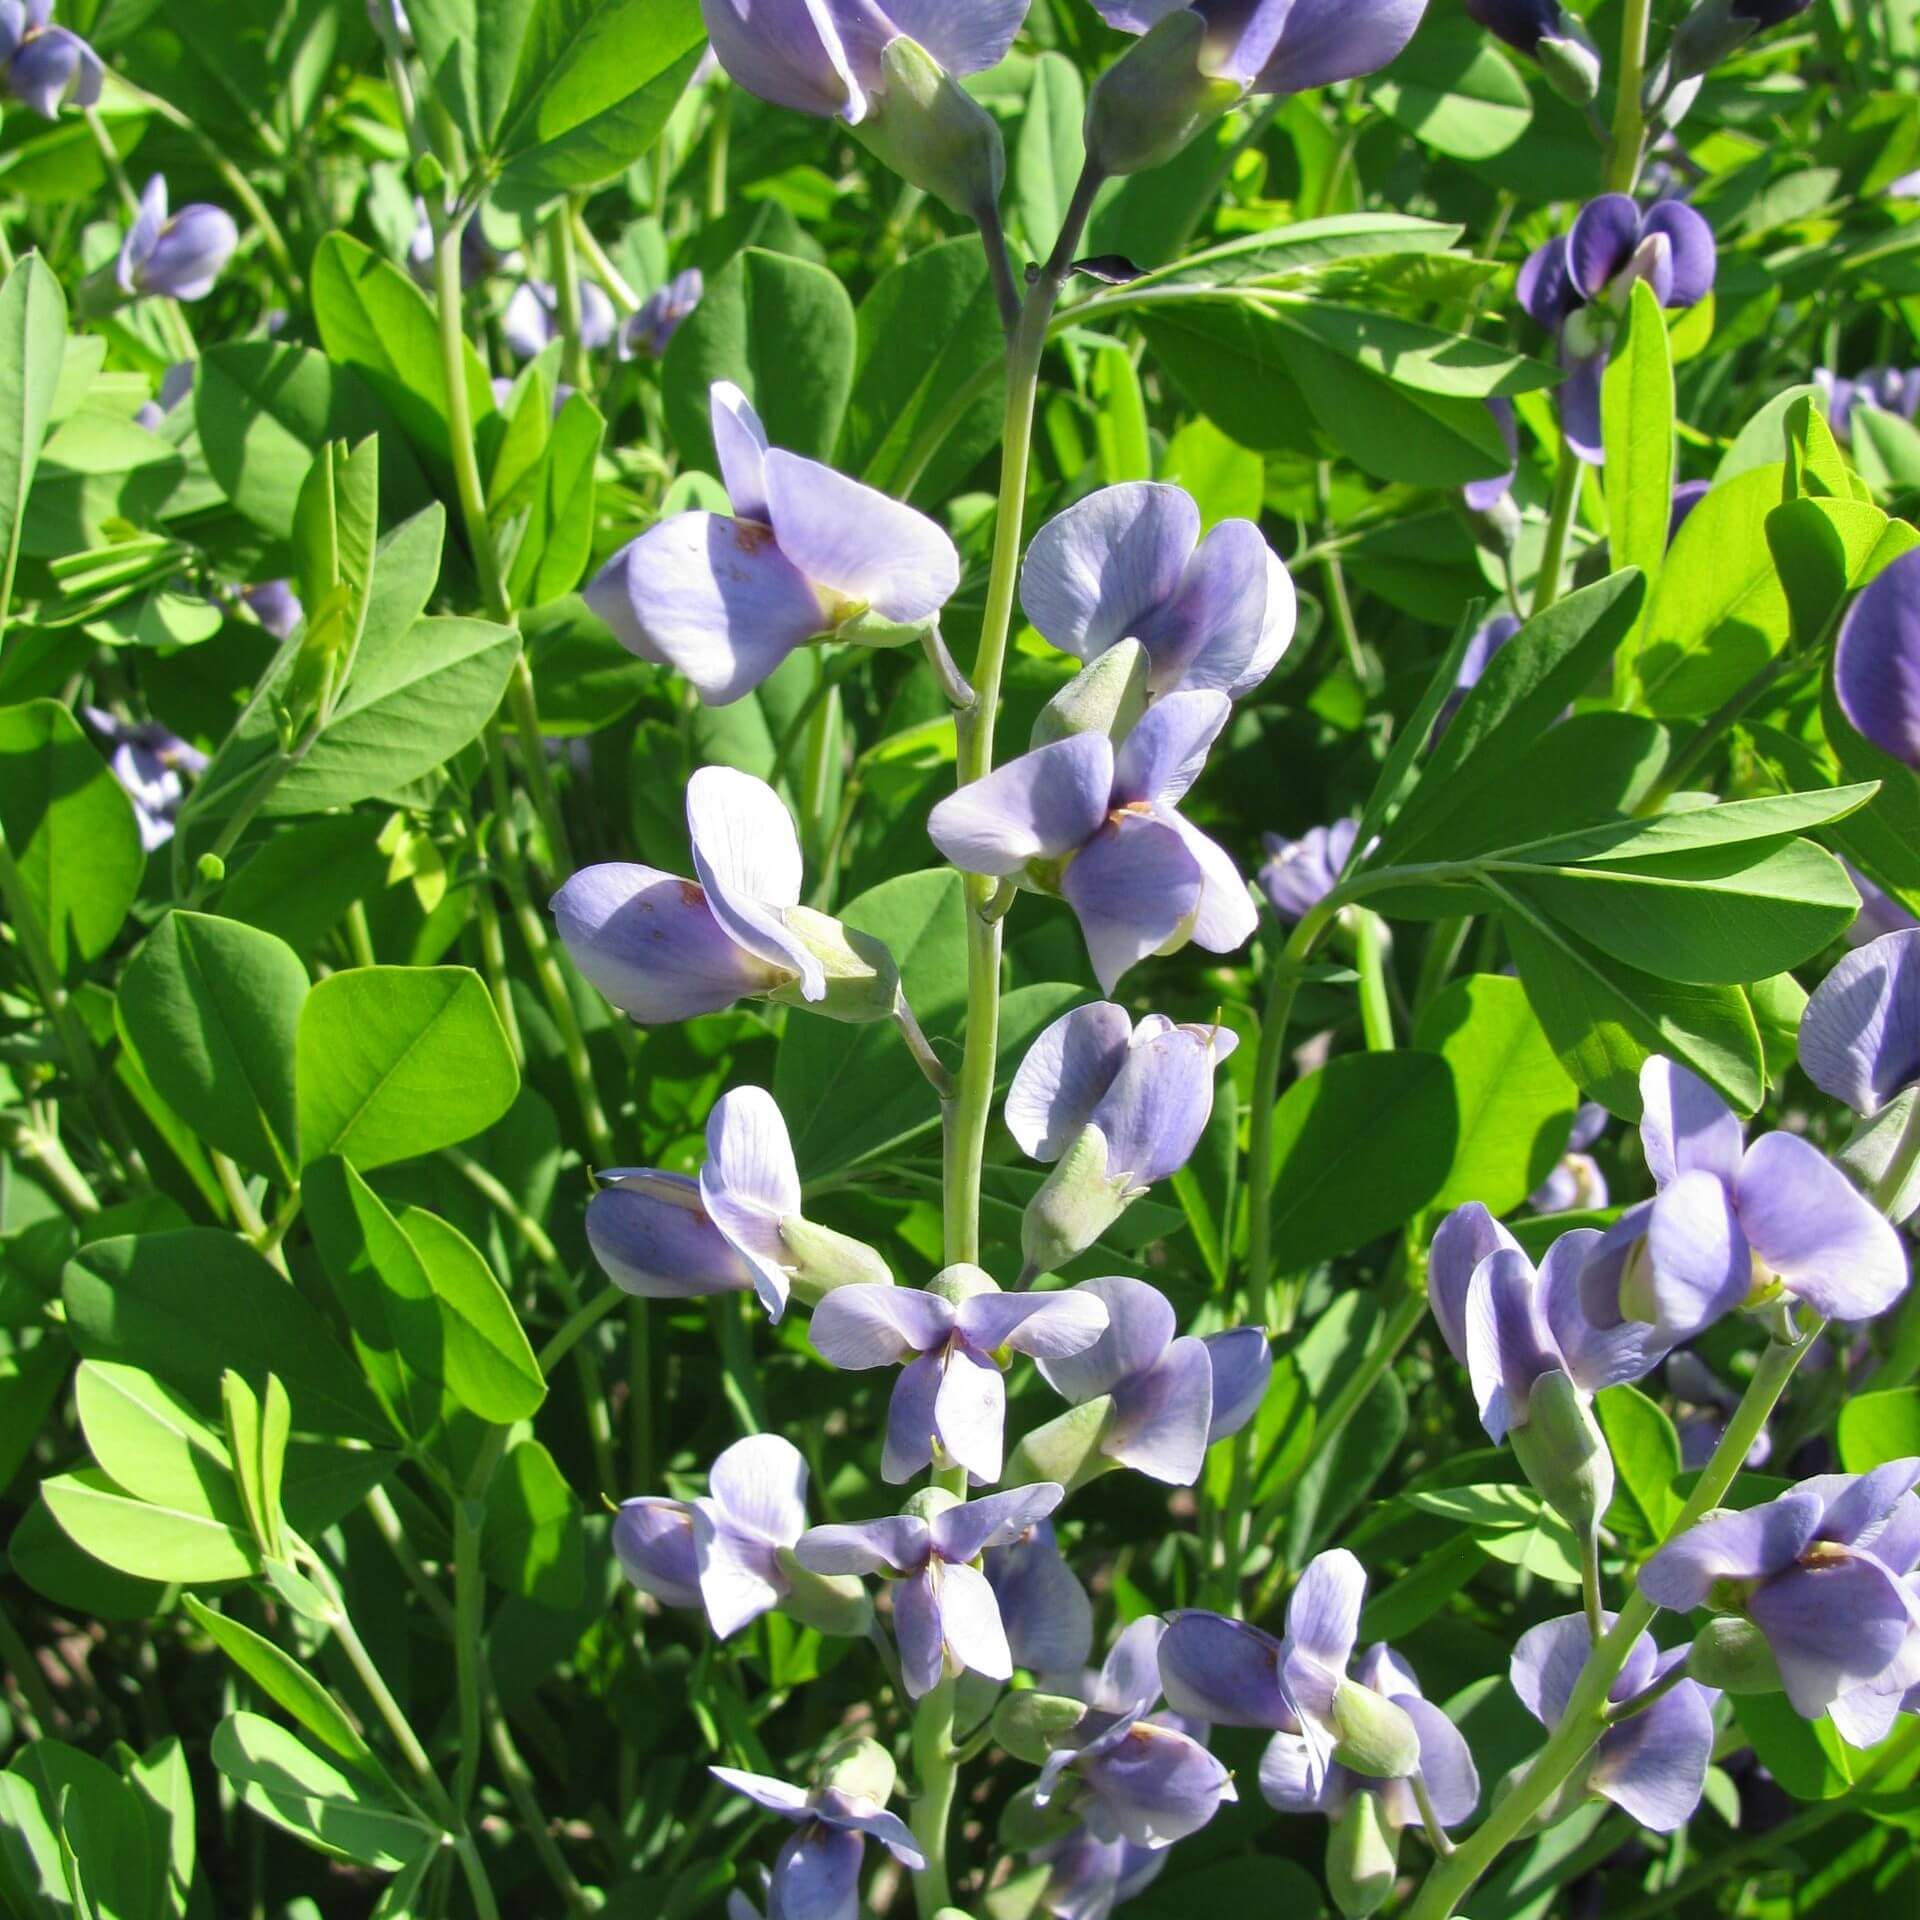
xmin=1159 ymin=1610 xmax=1294 ymax=1728
xmin=958 ymin=1288 xmax=1112 ymax=1359
xmin=769 ymin=1823 xmax=864 ymax=1920
xmin=892 ymin=1567 xmax=945 ymax=1698
xmin=882 ymin=1351 xmax=942 ymax=1484
xmin=692 ymin=1505 xmax=789 ymax=1638
xmin=1135 ymin=517 xmax=1274 ymax=697
xmin=709 ymin=1433 xmax=809 ymax=1547
xmin=984 ymin=1520 xmax=1094 ymax=1679
xmin=1256 ymin=1729 xmax=1326 ymax=1813
xmin=1060 ymin=813 xmax=1203 ymax=995
xmin=1638 ymin=1489 xmax=1825 ymax=1610
xmin=1111 ymin=689 xmax=1232 ymax=809
xmin=1075 ymin=1720 xmax=1235 ymax=1847
xmin=613 ymin=1498 xmax=701 ymax=1609
xmin=1568 ymin=194 xmax=1643 ymax=299
xmin=1644 ymin=1170 xmax=1751 ymax=1342
xmin=1161 ymin=810 xmax=1258 ymax=958
xmin=1511 ymin=1613 xmax=1606 ymax=1730
xmin=1640 ymin=1056 xmax=1745 ymax=1187
xmin=587 ymin=1174 xmax=756 ymax=1298
xmin=1287 ymin=1549 xmax=1366 ymax=1679
xmin=795 ymin=1515 xmax=929 ymax=1576
xmin=701 ymin=1085 xmax=803 ymax=1317
xmin=1808 ymin=1461 xmax=1920 ymax=1551
xmin=1094 ymin=1616 xmax=1170 ymax=1717
xmin=926 ymin=733 xmax=1113 ymax=876
xmin=933 ymin=1348 xmax=1007 ymax=1484
xmin=1429 ymin=1203 xmax=1522 ymax=1368
xmin=710 ymin=1765 xmax=814 ymax=1821
xmin=1541 ymin=1226 xmax=1663 ymax=1395
xmin=1107 ymin=1336 xmax=1213 ymax=1485
xmin=1087 ymin=1018 xmax=1218 ymax=1187
xmin=937 ymin=1560 xmax=1013 ymax=1682
xmin=1405 ymin=1694 xmax=1480 ymax=1828
xmin=687 ymin=766 xmax=823 ymax=996
xmin=1749 ymin=1556 xmax=1917 ymax=1717
xmin=1006 ymin=1002 xmax=1135 ymax=1162
xmin=1464 ymin=1248 xmax=1557 ymax=1442
xmin=933 ymin=1482 xmax=1066 ymax=1564
xmin=880 ymin=0 xmax=1029 ymax=75
xmin=1516 ymin=233 xmax=1576 ymax=331
xmin=1737 ymin=1131 xmax=1910 ymax=1321
xmin=1591 ymin=1678 xmax=1715 ymax=1831
xmin=811 ymin=1286 xmax=954 ymax=1367
xmin=1798 ymin=928 xmax=1920 ymax=1115
xmin=1244 ymin=0 xmax=1426 ymax=92
xmin=1641 ymin=201 xmax=1716 ymax=309
xmin=1020 ymin=482 xmax=1200 ymax=662
xmin=1203 ymin=1327 xmax=1271 ymax=1443
xmin=710 ymin=380 xmax=772 ymax=520
xmin=1835 ymin=547 xmax=1920 ymax=770
xmin=699 ymin=0 xmax=860 ymax=119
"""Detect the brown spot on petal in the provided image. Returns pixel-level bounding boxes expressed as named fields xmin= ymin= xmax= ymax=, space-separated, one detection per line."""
xmin=678 ymin=879 xmax=708 ymax=908
xmin=732 ymin=519 xmax=778 ymax=555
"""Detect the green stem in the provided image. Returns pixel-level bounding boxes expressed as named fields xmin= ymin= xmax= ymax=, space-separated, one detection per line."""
xmin=486 ymin=1689 xmax=592 ymax=1916
xmin=1579 ymin=1530 xmax=1605 ymax=1645
xmin=1605 ymin=0 xmax=1655 ymax=194
xmin=1316 ymin=461 xmax=1372 ymax=691
xmin=570 ymin=209 xmax=641 ymax=316
xmin=1353 ymin=911 xmax=1395 ymax=1052
xmin=909 ymin=1677 xmax=960 ymax=1913
xmin=1531 ymin=452 xmax=1584 ymax=618
xmin=548 ymin=202 xmax=592 ymax=396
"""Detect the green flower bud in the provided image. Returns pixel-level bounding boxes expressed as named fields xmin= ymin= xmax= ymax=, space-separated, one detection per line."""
xmin=1326 ymin=1789 xmax=1401 ymax=1919
xmin=778 ymin=1215 xmax=894 ymax=1306
xmin=1688 ymin=1616 xmax=1784 ymax=1695
xmin=1331 ymin=1680 xmax=1422 ymax=1781
xmin=853 ymin=37 xmax=1006 ymax=218
xmin=1535 ymin=31 xmax=1603 ymax=108
xmin=1005 ymin=1395 xmax=1114 ymax=1494
xmin=820 ymin=1737 xmax=897 ymax=1805
xmin=1030 ymin=640 xmax=1151 ymax=749
xmin=992 ymin=1690 xmax=1090 ymax=1764
xmin=1084 ymin=12 xmax=1244 ymax=177
xmin=773 ymin=1550 xmax=873 ymax=1638
xmin=1510 ymin=1369 xmax=1615 ymax=1545
xmin=768 ymin=907 xmax=902 ymax=1024
xmin=1666 ymin=0 xmax=1759 ymax=85
xmin=1839 ymin=1087 xmax=1920 ymax=1225
xmin=1021 ymin=1124 xmax=1134 ymax=1277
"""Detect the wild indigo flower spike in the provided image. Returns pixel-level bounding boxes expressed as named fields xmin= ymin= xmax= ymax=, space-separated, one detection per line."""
xmin=1639 ymin=1462 xmax=1920 ymax=1739
xmin=1577 ymin=1056 xmax=1910 ymax=1345
xmin=1259 ymin=819 xmax=1360 ymax=924
xmin=1007 ymin=1002 xmax=1239 ymax=1273
xmin=1834 ymin=546 xmax=1920 ymax=771
xmin=621 ymin=267 xmax=703 ymax=360
xmin=794 ymin=1482 xmax=1064 ymax=1698
xmin=1510 ymin=1613 xmax=1718 ymax=1829
xmin=984 ymin=1518 xmax=1094 ymax=1682
xmin=709 ymin=1764 xmax=925 ymax=1920
xmin=116 ymin=177 xmax=239 ymax=303
xmin=553 ymin=764 xmax=900 ymax=1025
xmin=0 ymin=2 xmax=102 ymax=118
xmin=1020 ymin=482 xmax=1296 ymax=702
xmin=503 ymin=278 xmax=617 ymax=361
xmin=927 ymin=689 xmax=1257 ymax=993
xmin=807 ymin=1263 xmax=1109 ymax=1484
xmin=586 ymin=381 xmax=960 ymax=706
xmin=1032 ymin=1617 xmax=1238 ymax=1848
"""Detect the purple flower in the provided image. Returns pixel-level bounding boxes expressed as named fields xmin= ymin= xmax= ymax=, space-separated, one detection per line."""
xmin=928 ymin=693 xmax=1256 ymax=993
xmin=588 ymin=1086 xmax=803 ymax=1318
xmin=1035 ymin=1276 xmax=1267 ymax=1486
xmin=1019 ymin=482 xmax=1295 ymax=701
xmin=1528 ymin=1102 xmax=1610 ymax=1214
xmin=1091 ymin=1 xmax=1428 ymax=97
xmin=808 ymin=1273 xmax=1109 ymax=1483
xmin=1030 ymin=1826 xmax=1164 ymax=1920
xmin=241 ymin=580 xmax=303 ymax=641
xmin=1843 ymin=864 xmax=1919 ymax=948
xmin=82 ymin=707 xmax=208 ymax=852
xmin=1835 ymin=546 xmax=1920 ymax=770
xmin=1463 ymin=0 xmax=1569 ymax=54
xmin=621 ymin=267 xmax=703 ymax=360
xmin=1518 ymin=196 xmax=1716 ymax=463
xmin=586 ymin=382 xmax=960 ymax=705
xmin=795 ymin=1483 xmax=1063 ymax=1697
xmin=699 ymin=0 xmax=1027 ymax=123
xmin=1667 ymin=1352 xmax=1771 ymax=1471
xmin=984 ymin=1518 xmax=1094 ymax=1682
xmin=503 ymin=278 xmax=617 ymax=360
xmin=0 ymin=2 xmax=101 ymax=118
xmin=1669 ymin=478 xmax=1709 ymax=544
xmin=1816 ymin=366 xmax=1920 ymax=447
xmin=615 ymin=1432 xmax=812 ymax=1638
xmin=1577 ymin=1057 xmax=1909 ymax=1343
xmin=1640 ymin=1463 xmax=1920 ymax=1730
xmin=1799 ymin=928 xmax=1920 ymax=1117
xmin=710 ymin=1766 xmax=925 ymax=1920
xmin=1258 ymin=820 xmax=1359 ymax=923
xmin=1511 ymin=1613 xmax=1718 ymax=1829
xmin=553 ymin=766 xmax=845 ymax=1023
xmin=115 ymin=177 xmax=238 ymax=303
xmin=1034 ymin=1617 xmax=1238 ymax=1848
xmin=1461 ymin=398 xmax=1518 ymax=515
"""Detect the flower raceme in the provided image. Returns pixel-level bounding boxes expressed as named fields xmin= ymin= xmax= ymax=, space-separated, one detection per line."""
xmin=0 ymin=0 xmax=97 ymax=117
xmin=926 ymin=689 xmax=1258 ymax=993
xmin=1258 ymin=819 xmax=1360 ymax=924
xmin=115 ymin=176 xmax=239 ymax=304
xmin=585 ymin=381 xmax=960 ymax=705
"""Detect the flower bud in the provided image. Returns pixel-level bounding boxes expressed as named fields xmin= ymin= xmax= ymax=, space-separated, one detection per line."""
xmin=1667 ymin=0 xmax=1761 ymax=83
xmin=773 ymin=1550 xmax=874 ymax=1637
xmin=1331 ymin=1680 xmax=1422 ymax=1781
xmin=1838 ymin=1087 xmax=1920 ymax=1225
xmin=768 ymin=907 xmax=902 ymax=1023
xmin=1511 ymin=1368 xmax=1615 ymax=1544
xmin=1084 ymin=12 xmax=1244 ymax=179
xmin=1688 ymin=1615 xmax=1784 ymax=1694
xmin=1536 ymin=31 xmax=1602 ymax=106
xmin=778 ymin=1216 xmax=895 ymax=1306
xmin=992 ymin=1690 xmax=1089 ymax=1764
xmin=839 ymin=607 xmax=938 ymax=651
xmin=820 ymin=1737 xmax=897 ymax=1804
xmin=1030 ymin=640 xmax=1150 ymax=749
xmin=1005 ymin=1395 xmax=1114 ymax=1494
xmin=852 ymin=36 xmax=1005 ymax=219
xmin=1021 ymin=1124 xmax=1133 ymax=1276
xmin=1326 ymin=1788 xmax=1401 ymax=1920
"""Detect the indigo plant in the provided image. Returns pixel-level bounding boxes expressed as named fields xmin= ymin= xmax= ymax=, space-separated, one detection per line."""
xmin=2 ymin=6 xmax=1919 ymax=1920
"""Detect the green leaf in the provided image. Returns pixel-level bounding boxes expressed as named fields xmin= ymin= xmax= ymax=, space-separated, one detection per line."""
xmin=210 ymin=1713 xmax=433 ymax=1870
xmin=1851 ymin=403 xmax=1920 ymax=496
xmin=1766 ymin=495 xmax=1920 ymax=649
xmin=1 ymin=1738 xmax=164 ymax=1920
xmin=1714 ymin=384 xmax=1819 ymax=484
xmin=1134 ymin=212 xmax=1462 ymax=291
xmin=0 ymin=255 xmax=67 ymax=631
xmin=1373 ymin=16 xmax=1533 ymax=160
xmin=1601 ymin=280 xmax=1675 ymax=674
xmin=1160 ymin=417 xmax=1265 ymax=528
xmin=1782 ymin=392 xmax=1852 ymax=501
xmin=1272 ymin=301 xmax=1558 ymax=399
xmin=1595 ymin=1383 xmax=1684 ymax=1544
xmin=1404 ymin=1482 xmax=1544 ymax=1528
xmin=398 ymin=1206 xmax=545 ymax=1424
xmin=1414 ymin=973 xmax=1577 ymax=1214
xmin=1512 ymin=785 xmax=1879 ymax=865
xmin=296 ymin=966 xmax=519 ymax=1170
xmin=1265 ymin=1052 xmax=1459 ymax=1270
xmin=404 ymin=0 xmax=538 ymax=156
xmin=1137 ymin=301 xmax=1322 ymax=458
xmin=664 ymin=248 xmax=857 ymax=470
xmin=1014 ymin=52 xmax=1086 ymax=259
xmin=1734 ymin=1693 xmax=1855 ymax=1801
xmin=71 ymin=1361 xmax=248 ymax=1531
xmin=0 ymin=699 xmax=143 ymax=974
xmin=482 ymin=1438 xmax=584 ymax=1608
xmin=182 ymin=1598 xmax=376 ymax=1773
xmin=1837 ymin=1388 xmax=1920 ymax=1471
xmin=116 ymin=912 xmax=309 ymax=1183
xmin=42 ymin=1468 xmax=260 ymax=1584
xmin=503 ymin=391 xmax=603 ymax=607
xmin=62 ymin=1231 xmax=390 ymax=1443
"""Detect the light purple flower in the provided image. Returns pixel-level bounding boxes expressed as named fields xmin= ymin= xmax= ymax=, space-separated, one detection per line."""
xmin=710 ymin=1765 xmax=924 ymax=1920
xmin=1008 ymin=1002 xmax=1238 ymax=1192
xmin=0 ymin=2 xmax=101 ymax=118
xmin=1519 ymin=196 xmax=1716 ymax=462
xmin=622 ymin=267 xmax=704 ymax=360
xmin=1258 ymin=820 xmax=1359 ymax=923
xmin=1035 ymin=1275 xmax=1267 ymax=1486
xmin=588 ymin=1086 xmax=802 ymax=1318
xmin=1034 ymin=1616 xmax=1238 ymax=1848
xmin=503 ymin=278 xmax=617 ymax=360
xmin=615 ymin=1432 xmax=812 ymax=1638
xmin=1511 ymin=1613 xmax=1717 ymax=1829
xmin=700 ymin=0 xmax=1028 ymax=123
xmin=1030 ymin=1826 xmax=1165 ymax=1920
xmin=1091 ymin=1 xmax=1428 ymax=97
xmin=82 ymin=707 xmax=208 ymax=852
xmin=1019 ymin=482 xmax=1294 ymax=701
xmin=115 ymin=176 xmax=238 ymax=303
xmin=1834 ymin=546 xmax=1920 ymax=771
xmin=586 ymin=382 xmax=960 ymax=705
xmin=927 ymin=692 xmax=1257 ymax=993
xmin=1577 ymin=1057 xmax=1909 ymax=1343
xmin=1799 ymin=928 xmax=1920 ymax=1117
xmin=1816 ymin=366 xmax=1920 ymax=448
xmin=1667 ymin=1352 xmax=1771 ymax=1472
xmin=1528 ymin=1101 xmax=1610 ymax=1214
xmin=808 ymin=1276 xmax=1109 ymax=1483
xmin=242 ymin=580 xmax=303 ymax=640
xmin=984 ymin=1518 xmax=1094 ymax=1682
xmin=795 ymin=1483 xmax=1063 ymax=1697
xmin=553 ymin=766 xmax=831 ymax=1023
xmin=1640 ymin=1463 xmax=1920 ymax=1730
xmin=1461 ymin=398 xmax=1518 ymax=515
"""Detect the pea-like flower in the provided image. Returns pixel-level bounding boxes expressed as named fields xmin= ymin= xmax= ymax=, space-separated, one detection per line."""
xmin=586 ymin=381 xmax=960 ymax=706
xmin=116 ymin=177 xmax=239 ymax=303
xmin=1834 ymin=546 xmax=1920 ymax=771
xmin=1029 ymin=1826 xmax=1164 ymax=1920
xmin=927 ymin=690 xmax=1257 ymax=993
xmin=710 ymin=1764 xmax=925 ymax=1918
xmin=83 ymin=707 xmax=208 ymax=852
xmin=795 ymin=1483 xmax=1064 ymax=1697
xmin=503 ymin=278 xmax=617 ymax=361
xmin=1816 ymin=366 xmax=1920 ymax=447
xmin=1518 ymin=195 xmax=1716 ymax=462
xmin=1527 ymin=1102 xmax=1610 ymax=1214
xmin=1799 ymin=928 xmax=1920 ymax=1118
xmin=1258 ymin=820 xmax=1359 ymax=923
xmin=0 ymin=2 xmax=101 ymax=118
xmin=552 ymin=765 xmax=899 ymax=1026
xmin=1033 ymin=1275 xmax=1268 ymax=1487
xmin=1667 ymin=1352 xmax=1771 ymax=1471
xmin=241 ymin=580 xmax=303 ymax=641
xmin=808 ymin=1265 xmax=1110 ymax=1484
xmin=1510 ymin=1613 xmax=1718 ymax=1829
xmin=984 ymin=1518 xmax=1093 ymax=1683
xmin=1019 ymin=483 xmax=1295 ymax=702
xmin=621 ymin=267 xmax=703 ymax=360
xmin=1577 ymin=1057 xmax=1909 ymax=1346
xmin=1639 ymin=1463 xmax=1920 ymax=1734
xmin=1090 ymin=2 xmax=1429 ymax=101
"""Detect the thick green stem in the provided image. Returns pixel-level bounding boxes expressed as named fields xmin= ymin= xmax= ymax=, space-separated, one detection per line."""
xmin=1579 ymin=1530 xmax=1606 ymax=1645
xmin=452 ymin=1495 xmax=488 ymax=1817
xmin=1605 ymin=0 xmax=1654 ymax=194
xmin=548 ymin=202 xmax=592 ymax=395
xmin=908 ymin=1676 xmax=960 ymax=1911
xmin=1531 ymin=453 xmax=1585 ymax=618
xmin=1353 ymin=911 xmax=1395 ymax=1052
